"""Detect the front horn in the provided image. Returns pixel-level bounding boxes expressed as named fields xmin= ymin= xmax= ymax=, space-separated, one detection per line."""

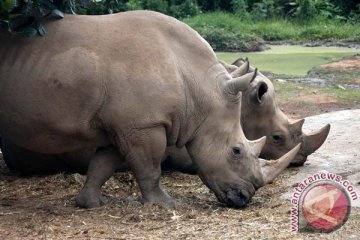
xmin=302 ymin=124 xmax=330 ymax=155
xmin=259 ymin=143 xmax=301 ymax=185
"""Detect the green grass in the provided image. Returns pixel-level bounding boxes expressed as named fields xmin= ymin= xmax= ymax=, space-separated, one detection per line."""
xmin=184 ymin=12 xmax=360 ymax=51
xmin=272 ymin=81 xmax=314 ymax=102
xmin=272 ymin=81 xmax=360 ymax=105
xmin=324 ymin=87 xmax=360 ymax=104
xmin=217 ymin=45 xmax=360 ymax=75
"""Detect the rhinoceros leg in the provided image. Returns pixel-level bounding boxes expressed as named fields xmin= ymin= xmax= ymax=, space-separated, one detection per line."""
xmin=162 ymin=146 xmax=197 ymax=174
xmin=76 ymin=147 xmax=122 ymax=208
xmin=126 ymin=127 xmax=176 ymax=208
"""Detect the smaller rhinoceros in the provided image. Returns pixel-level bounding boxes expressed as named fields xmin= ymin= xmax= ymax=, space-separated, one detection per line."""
xmin=225 ymin=58 xmax=330 ymax=166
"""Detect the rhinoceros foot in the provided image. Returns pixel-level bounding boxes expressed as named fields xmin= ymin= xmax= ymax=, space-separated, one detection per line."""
xmin=140 ymin=187 xmax=177 ymax=209
xmin=75 ymin=187 xmax=107 ymax=208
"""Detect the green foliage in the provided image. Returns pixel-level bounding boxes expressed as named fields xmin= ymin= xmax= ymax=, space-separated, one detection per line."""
xmin=251 ymin=20 xmax=297 ymax=41
xmin=184 ymin=12 xmax=259 ymax=51
xmin=196 ymin=26 xmax=258 ymax=51
xmin=186 ymin=12 xmax=360 ymax=49
xmin=144 ymin=0 xmax=168 ymax=13
xmin=0 ymin=0 xmax=64 ymax=37
xmin=169 ymin=0 xmax=199 ymax=19
xmin=1 ymin=0 xmax=360 ymax=43
xmin=250 ymin=0 xmax=276 ymax=21
xmin=291 ymin=0 xmax=317 ymax=22
xmin=231 ymin=0 xmax=249 ymax=19
xmin=126 ymin=0 xmax=143 ymax=10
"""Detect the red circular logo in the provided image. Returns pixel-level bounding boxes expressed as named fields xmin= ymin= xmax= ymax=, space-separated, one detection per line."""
xmin=301 ymin=182 xmax=351 ymax=231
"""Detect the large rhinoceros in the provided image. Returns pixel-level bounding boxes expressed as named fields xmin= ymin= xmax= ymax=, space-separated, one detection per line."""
xmin=222 ymin=59 xmax=330 ymax=166
xmin=0 ymin=59 xmax=329 ymax=175
xmin=0 ymin=11 xmax=300 ymax=209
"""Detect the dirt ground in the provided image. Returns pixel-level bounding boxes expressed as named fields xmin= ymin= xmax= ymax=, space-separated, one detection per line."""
xmin=0 ymin=56 xmax=359 ymax=239
xmin=0 ymin=159 xmax=359 ymax=239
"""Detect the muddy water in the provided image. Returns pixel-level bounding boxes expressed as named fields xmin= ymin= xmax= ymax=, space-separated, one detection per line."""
xmin=217 ymin=45 xmax=360 ymax=76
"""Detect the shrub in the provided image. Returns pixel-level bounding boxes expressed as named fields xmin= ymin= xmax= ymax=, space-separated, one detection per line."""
xmin=231 ymin=0 xmax=249 ymax=19
xmin=126 ymin=0 xmax=144 ymax=11
xmin=169 ymin=0 xmax=200 ymax=19
xmin=196 ymin=26 xmax=258 ymax=51
xmin=143 ymin=0 xmax=168 ymax=14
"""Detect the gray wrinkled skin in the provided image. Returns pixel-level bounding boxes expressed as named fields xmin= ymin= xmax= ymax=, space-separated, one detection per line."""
xmin=1 ymin=11 xmax=296 ymax=209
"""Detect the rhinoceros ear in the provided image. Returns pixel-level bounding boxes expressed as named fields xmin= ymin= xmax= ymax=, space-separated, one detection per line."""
xmin=223 ymin=69 xmax=257 ymax=94
xmin=249 ymin=80 xmax=268 ymax=105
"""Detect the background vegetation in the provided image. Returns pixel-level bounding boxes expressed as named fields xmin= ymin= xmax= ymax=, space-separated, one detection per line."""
xmin=1 ymin=0 xmax=360 ymax=50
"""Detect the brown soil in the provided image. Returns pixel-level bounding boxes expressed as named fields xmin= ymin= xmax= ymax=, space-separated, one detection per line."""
xmin=1 ymin=158 xmax=359 ymax=239
xmin=280 ymin=102 xmax=360 ymax=119
xmin=319 ymin=55 xmax=360 ymax=72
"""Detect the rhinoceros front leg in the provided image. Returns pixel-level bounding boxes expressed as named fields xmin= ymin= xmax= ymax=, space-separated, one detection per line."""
xmin=76 ymin=147 xmax=121 ymax=208
xmin=126 ymin=127 xmax=176 ymax=208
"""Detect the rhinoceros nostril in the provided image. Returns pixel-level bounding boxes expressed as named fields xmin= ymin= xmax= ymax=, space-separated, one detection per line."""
xmin=226 ymin=189 xmax=248 ymax=208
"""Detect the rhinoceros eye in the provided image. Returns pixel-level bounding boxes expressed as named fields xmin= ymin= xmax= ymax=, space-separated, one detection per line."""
xmin=272 ymin=135 xmax=283 ymax=144
xmin=232 ymin=147 xmax=241 ymax=157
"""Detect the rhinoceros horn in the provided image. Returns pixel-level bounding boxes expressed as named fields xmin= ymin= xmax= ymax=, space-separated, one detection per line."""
xmin=289 ymin=119 xmax=305 ymax=134
xmin=231 ymin=59 xmax=249 ymax=78
xmin=301 ymin=123 xmax=330 ymax=155
xmin=223 ymin=69 xmax=258 ymax=94
xmin=248 ymin=136 xmax=266 ymax=157
xmin=259 ymin=143 xmax=301 ymax=184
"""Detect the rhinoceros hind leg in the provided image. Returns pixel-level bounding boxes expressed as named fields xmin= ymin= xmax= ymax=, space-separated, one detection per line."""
xmin=76 ymin=147 xmax=121 ymax=208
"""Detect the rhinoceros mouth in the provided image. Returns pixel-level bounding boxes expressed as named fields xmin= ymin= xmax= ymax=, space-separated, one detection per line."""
xmin=198 ymin=173 xmax=252 ymax=208
xmin=225 ymin=187 xmax=250 ymax=208
xmin=289 ymin=152 xmax=308 ymax=167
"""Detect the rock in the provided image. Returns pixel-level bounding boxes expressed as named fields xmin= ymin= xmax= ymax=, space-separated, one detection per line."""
xmin=337 ymin=85 xmax=346 ymax=90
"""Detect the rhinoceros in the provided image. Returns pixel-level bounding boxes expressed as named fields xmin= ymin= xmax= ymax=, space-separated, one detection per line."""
xmin=0 ymin=11 xmax=300 ymax=209
xmin=226 ymin=58 xmax=330 ymax=166
xmin=0 ymin=59 xmax=329 ymax=175
xmin=0 ymin=59 xmax=329 ymax=177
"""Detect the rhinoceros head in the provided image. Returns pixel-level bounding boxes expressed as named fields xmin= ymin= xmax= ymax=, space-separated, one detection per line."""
xmin=226 ymin=58 xmax=330 ymax=166
xmin=186 ymin=61 xmax=300 ymax=208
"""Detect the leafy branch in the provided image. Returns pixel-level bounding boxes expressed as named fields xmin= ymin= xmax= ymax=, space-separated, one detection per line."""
xmin=0 ymin=0 xmax=64 ymax=37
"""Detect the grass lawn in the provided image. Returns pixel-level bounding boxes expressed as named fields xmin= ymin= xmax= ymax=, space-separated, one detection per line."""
xmin=217 ymin=45 xmax=360 ymax=76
